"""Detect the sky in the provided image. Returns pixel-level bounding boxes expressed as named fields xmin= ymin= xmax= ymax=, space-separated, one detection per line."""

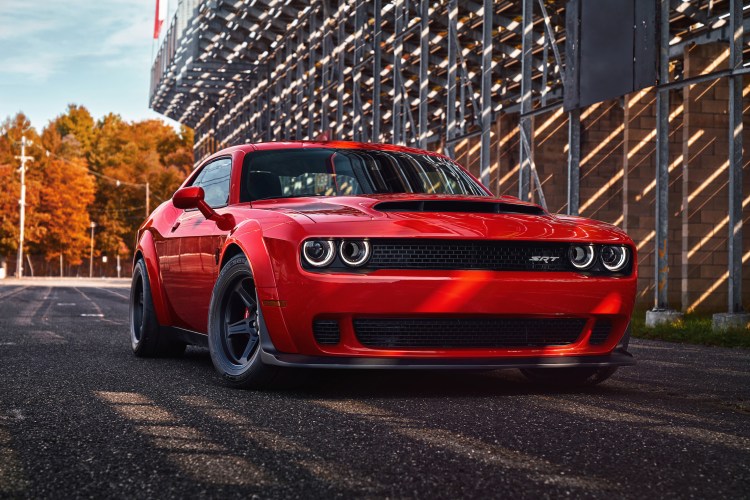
xmin=0 ymin=0 xmax=178 ymax=130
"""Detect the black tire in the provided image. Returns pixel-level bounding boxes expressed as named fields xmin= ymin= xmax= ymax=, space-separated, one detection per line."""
xmin=520 ymin=366 xmax=618 ymax=387
xmin=129 ymin=259 xmax=186 ymax=357
xmin=207 ymin=254 xmax=281 ymax=389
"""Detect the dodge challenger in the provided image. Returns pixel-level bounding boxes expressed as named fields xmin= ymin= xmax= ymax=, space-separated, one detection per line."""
xmin=129 ymin=141 xmax=636 ymax=388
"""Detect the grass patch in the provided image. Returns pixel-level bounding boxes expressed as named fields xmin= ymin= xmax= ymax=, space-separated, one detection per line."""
xmin=631 ymin=312 xmax=750 ymax=349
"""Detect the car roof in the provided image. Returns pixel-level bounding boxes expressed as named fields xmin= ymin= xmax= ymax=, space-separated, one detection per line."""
xmin=206 ymin=141 xmax=450 ymax=160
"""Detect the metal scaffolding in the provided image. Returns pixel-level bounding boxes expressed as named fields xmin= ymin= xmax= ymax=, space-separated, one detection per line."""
xmin=150 ymin=0 xmax=749 ymax=316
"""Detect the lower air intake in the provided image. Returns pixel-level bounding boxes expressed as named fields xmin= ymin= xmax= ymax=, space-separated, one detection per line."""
xmin=589 ymin=319 xmax=613 ymax=345
xmin=353 ymin=318 xmax=586 ymax=348
xmin=313 ymin=320 xmax=341 ymax=345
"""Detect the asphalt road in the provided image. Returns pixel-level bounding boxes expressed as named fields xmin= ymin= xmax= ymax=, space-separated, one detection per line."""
xmin=0 ymin=281 xmax=748 ymax=499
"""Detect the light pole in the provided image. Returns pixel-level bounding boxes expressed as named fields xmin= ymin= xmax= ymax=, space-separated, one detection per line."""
xmin=89 ymin=221 xmax=96 ymax=278
xmin=15 ymin=136 xmax=33 ymax=278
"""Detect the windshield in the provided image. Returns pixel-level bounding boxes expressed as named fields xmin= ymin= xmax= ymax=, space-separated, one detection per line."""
xmin=240 ymin=148 xmax=488 ymax=201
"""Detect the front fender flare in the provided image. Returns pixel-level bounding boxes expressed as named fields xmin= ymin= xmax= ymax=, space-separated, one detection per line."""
xmin=221 ymin=220 xmax=279 ymax=289
xmin=221 ymin=220 xmax=299 ymax=353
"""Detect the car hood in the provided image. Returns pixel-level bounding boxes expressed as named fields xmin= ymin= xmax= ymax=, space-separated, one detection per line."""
xmin=250 ymin=194 xmax=631 ymax=243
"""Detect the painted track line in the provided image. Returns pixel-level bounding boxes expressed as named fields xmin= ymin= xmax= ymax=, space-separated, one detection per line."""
xmin=0 ymin=286 xmax=29 ymax=301
xmin=97 ymin=287 xmax=129 ymax=300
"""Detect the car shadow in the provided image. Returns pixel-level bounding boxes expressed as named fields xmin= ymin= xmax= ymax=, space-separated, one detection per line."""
xmin=179 ymin=346 xmax=631 ymax=399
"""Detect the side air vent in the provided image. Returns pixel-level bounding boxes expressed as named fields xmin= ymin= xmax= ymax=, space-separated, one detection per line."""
xmin=589 ymin=319 xmax=613 ymax=345
xmin=313 ymin=320 xmax=341 ymax=345
xmin=374 ymin=200 xmax=546 ymax=216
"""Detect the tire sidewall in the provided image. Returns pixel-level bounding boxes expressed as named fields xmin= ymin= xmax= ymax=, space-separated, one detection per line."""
xmin=208 ymin=255 xmax=266 ymax=384
xmin=129 ymin=259 xmax=160 ymax=356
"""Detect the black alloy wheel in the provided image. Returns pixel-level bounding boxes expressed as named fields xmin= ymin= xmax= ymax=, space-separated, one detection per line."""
xmin=131 ymin=274 xmax=145 ymax=344
xmin=130 ymin=258 xmax=185 ymax=357
xmin=208 ymin=254 xmax=281 ymax=388
xmin=219 ymin=277 xmax=260 ymax=367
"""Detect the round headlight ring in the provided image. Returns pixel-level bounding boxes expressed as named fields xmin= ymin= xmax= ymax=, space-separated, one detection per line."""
xmin=601 ymin=245 xmax=629 ymax=272
xmin=302 ymin=240 xmax=336 ymax=267
xmin=339 ymin=239 xmax=371 ymax=267
xmin=569 ymin=244 xmax=595 ymax=270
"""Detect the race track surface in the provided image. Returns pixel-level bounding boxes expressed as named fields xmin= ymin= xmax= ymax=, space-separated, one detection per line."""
xmin=0 ymin=282 xmax=748 ymax=498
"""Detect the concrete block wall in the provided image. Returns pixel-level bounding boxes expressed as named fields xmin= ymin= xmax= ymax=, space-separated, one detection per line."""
xmin=452 ymin=41 xmax=750 ymax=313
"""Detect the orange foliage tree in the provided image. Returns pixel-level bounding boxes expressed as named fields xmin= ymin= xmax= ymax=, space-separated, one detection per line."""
xmin=0 ymin=105 xmax=194 ymax=275
xmin=0 ymin=114 xmax=46 ymax=269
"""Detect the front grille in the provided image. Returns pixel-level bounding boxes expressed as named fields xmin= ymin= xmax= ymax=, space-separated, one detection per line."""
xmin=589 ymin=319 xmax=612 ymax=345
xmin=366 ymin=239 xmax=570 ymax=271
xmin=313 ymin=320 xmax=341 ymax=345
xmin=353 ymin=317 xmax=586 ymax=348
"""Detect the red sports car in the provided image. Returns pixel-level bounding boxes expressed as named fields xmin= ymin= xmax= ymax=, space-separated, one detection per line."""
xmin=130 ymin=141 xmax=636 ymax=388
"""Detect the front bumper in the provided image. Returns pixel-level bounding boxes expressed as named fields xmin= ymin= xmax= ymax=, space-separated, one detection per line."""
xmin=257 ymin=266 xmax=637 ymax=360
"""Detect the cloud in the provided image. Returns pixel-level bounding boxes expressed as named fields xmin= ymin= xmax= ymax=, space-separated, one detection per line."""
xmin=0 ymin=0 xmax=155 ymax=82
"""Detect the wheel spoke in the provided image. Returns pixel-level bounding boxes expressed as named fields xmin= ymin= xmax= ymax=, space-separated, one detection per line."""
xmin=235 ymin=282 xmax=256 ymax=309
xmin=238 ymin=333 xmax=258 ymax=364
xmin=227 ymin=319 xmax=251 ymax=337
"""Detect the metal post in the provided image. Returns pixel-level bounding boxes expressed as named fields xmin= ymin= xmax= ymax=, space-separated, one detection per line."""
xmin=263 ymin=87 xmax=274 ymax=142
xmin=567 ymin=109 xmax=580 ymax=215
xmin=479 ymin=0 xmax=492 ymax=187
xmin=60 ymin=253 xmax=63 ymax=278
xmin=392 ymin=0 xmax=404 ymax=144
xmin=145 ymin=182 xmax=150 ymax=217
xmin=445 ymin=0 xmax=457 ymax=158
xmin=542 ymin=31 xmax=549 ymax=106
xmin=418 ymin=0 xmax=429 ymax=149
xmin=373 ymin=0 xmax=382 ymax=143
xmin=654 ymin=0 xmax=670 ymax=311
xmin=285 ymin=43 xmax=293 ymax=137
xmin=727 ymin=0 xmax=744 ymax=313
xmin=336 ymin=12 xmax=345 ymax=140
xmin=353 ymin=0 xmax=364 ymax=141
xmin=518 ymin=0 xmax=533 ymax=201
xmin=321 ymin=2 xmax=331 ymax=137
xmin=15 ymin=136 xmax=32 ymax=279
xmin=89 ymin=221 xmax=96 ymax=279
xmin=307 ymin=12 xmax=316 ymax=139
xmin=297 ymin=38 xmax=306 ymax=140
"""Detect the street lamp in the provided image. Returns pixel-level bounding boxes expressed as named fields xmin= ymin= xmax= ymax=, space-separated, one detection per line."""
xmin=89 ymin=221 xmax=97 ymax=278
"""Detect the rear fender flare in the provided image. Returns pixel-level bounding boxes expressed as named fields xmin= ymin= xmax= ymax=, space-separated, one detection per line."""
xmin=134 ymin=230 xmax=173 ymax=326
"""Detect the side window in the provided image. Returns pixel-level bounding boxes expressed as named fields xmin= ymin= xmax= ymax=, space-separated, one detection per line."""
xmin=191 ymin=158 xmax=232 ymax=208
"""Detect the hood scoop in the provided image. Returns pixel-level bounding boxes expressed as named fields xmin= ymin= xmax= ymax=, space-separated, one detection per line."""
xmin=374 ymin=200 xmax=546 ymax=216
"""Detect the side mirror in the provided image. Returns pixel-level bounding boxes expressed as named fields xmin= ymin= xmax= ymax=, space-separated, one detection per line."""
xmin=172 ymin=186 xmax=235 ymax=230
xmin=173 ymin=186 xmax=204 ymax=210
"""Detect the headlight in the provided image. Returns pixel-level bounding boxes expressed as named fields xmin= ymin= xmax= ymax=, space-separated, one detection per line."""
xmin=569 ymin=244 xmax=595 ymax=270
xmin=302 ymin=240 xmax=336 ymax=267
xmin=339 ymin=240 xmax=371 ymax=267
xmin=600 ymin=245 xmax=629 ymax=272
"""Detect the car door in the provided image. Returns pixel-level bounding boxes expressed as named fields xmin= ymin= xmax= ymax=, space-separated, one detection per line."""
xmin=166 ymin=157 xmax=233 ymax=333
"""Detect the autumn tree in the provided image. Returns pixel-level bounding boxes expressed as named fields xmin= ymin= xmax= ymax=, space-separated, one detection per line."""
xmin=28 ymin=120 xmax=96 ymax=270
xmin=88 ymin=115 xmax=193 ymax=259
xmin=0 ymin=105 xmax=193 ymax=275
xmin=0 ymin=114 xmax=46 ymax=274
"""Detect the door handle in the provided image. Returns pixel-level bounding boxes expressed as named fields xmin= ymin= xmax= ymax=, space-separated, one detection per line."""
xmin=171 ymin=221 xmax=181 ymax=232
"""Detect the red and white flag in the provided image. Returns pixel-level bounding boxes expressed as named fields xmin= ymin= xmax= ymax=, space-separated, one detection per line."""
xmin=153 ymin=0 xmax=168 ymax=39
